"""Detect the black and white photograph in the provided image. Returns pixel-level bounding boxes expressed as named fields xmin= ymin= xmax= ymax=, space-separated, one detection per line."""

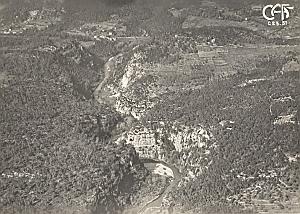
xmin=0 ymin=0 xmax=299 ymax=213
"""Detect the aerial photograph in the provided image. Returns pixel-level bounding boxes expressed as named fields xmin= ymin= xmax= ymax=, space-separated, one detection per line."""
xmin=0 ymin=0 xmax=299 ymax=213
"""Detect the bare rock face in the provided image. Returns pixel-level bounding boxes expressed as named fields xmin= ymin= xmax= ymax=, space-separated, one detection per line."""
xmin=282 ymin=58 xmax=300 ymax=73
xmin=116 ymin=122 xmax=215 ymax=175
xmin=93 ymin=48 xmax=157 ymax=120
xmin=167 ymin=124 xmax=212 ymax=152
xmin=120 ymin=52 xmax=144 ymax=89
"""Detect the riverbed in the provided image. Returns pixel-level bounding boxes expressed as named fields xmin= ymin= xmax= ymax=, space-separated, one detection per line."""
xmin=138 ymin=159 xmax=181 ymax=214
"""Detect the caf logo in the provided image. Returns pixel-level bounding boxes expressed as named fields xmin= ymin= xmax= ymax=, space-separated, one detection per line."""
xmin=263 ymin=4 xmax=294 ymax=21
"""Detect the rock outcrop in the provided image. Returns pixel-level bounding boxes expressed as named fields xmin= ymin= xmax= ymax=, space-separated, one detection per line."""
xmin=116 ymin=122 xmax=215 ymax=175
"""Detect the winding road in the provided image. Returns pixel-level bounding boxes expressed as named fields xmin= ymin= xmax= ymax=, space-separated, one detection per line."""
xmin=92 ymin=45 xmax=181 ymax=214
xmin=138 ymin=160 xmax=181 ymax=214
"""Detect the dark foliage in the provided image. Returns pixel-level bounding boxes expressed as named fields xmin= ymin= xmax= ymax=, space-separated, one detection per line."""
xmin=0 ymin=46 xmax=147 ymax=213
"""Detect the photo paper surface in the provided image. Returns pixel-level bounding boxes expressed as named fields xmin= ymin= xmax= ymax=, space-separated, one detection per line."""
xmin=0 ymin=0 xmax=299 ymax=214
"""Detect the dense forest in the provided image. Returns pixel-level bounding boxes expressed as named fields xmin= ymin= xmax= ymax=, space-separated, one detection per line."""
xmin=144 ymin=51 xmax=299 ymax=212
xmin=0 ymin=0 xmax=299 ymax=213
xmin=0 ymin=44 xmax=147 ymax=213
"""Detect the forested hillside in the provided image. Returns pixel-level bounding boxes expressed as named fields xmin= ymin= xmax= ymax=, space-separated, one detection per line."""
xmin=0 ymin=0 xmax=299 ymax=213
xmin=0 ymin=42 xmax=147 ymax=214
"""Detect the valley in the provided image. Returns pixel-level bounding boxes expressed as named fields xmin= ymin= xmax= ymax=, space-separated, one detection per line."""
xmin=0 ymin=0 xmax=299 ymax=214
